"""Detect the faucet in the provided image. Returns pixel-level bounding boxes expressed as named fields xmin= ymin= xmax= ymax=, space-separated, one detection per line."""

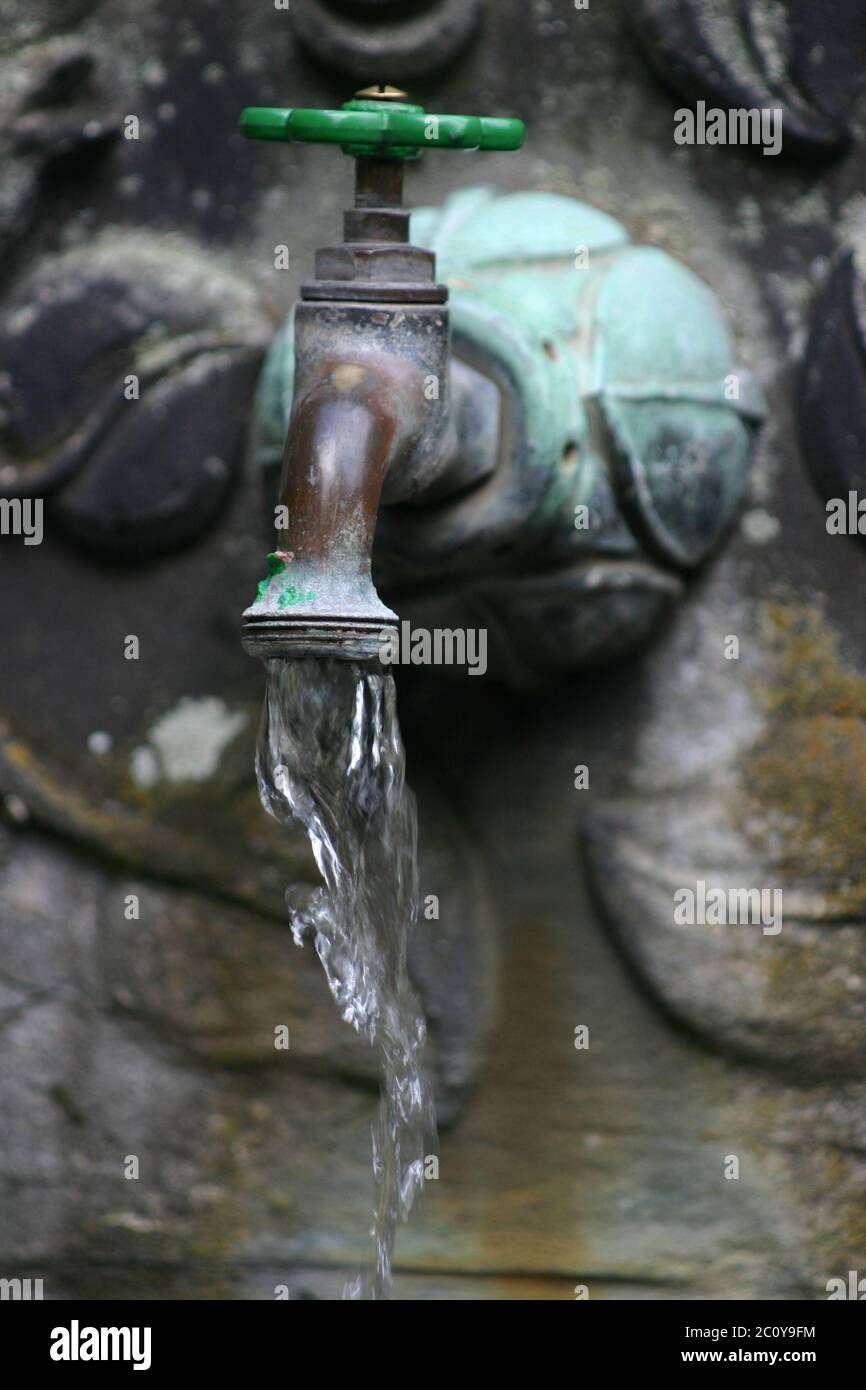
xmin=243 ymin=90 xmax=765 ymax=682
xmin=240 ymin=86 xmax=525 ymax=661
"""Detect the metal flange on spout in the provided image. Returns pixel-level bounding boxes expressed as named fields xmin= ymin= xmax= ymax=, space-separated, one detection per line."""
xmin=243 ymin=540 xmax=400 ymax=663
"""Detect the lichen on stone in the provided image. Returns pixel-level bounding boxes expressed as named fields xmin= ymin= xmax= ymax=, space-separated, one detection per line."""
xmin=736 ymin=602 xmax=866 ymax=915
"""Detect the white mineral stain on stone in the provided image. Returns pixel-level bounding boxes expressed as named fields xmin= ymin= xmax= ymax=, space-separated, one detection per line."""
xmin=734 ymin=196 xmax=764 ymax=248
xmin=2 ymin=793 xmax=29 ymax=824
xmin=130 ymin=745 xmax=159 ymax=789
xmin=741 ymin=508 xmax=781 ymax=544
xmin=7 ymin=303 xmax=39 ymax=335
xmin=132 ymin=697 xmax=248 ymax=785
xmin=784 ymin=187 xmax=829 ymax=229
xmin=765 ymin=270 xmax=813 ymax=360
xmin=839 ymin=195 xmax=866 ymax=280
xmin=102 ymin=1211 xmax=164 ymax=1233
xmin=141 ymin=58 xmax=167 ymax=87
xmin=117 ymin=175 xmax=143 ymax=198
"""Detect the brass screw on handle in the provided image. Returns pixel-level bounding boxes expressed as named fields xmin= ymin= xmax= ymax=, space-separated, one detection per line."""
xmin=353 ymin=85 xmax=409 ymax=102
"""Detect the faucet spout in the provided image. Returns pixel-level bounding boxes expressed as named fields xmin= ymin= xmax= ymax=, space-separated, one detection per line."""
xmin=242 ymin=300 xmax=454 ymax=662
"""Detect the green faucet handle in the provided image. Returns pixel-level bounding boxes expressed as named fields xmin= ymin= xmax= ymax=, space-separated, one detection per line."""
xmin=240 ymin=86 xmax=525 ymax=160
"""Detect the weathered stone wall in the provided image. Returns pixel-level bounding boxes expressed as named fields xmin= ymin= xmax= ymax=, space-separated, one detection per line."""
xmin=1 ymin=0 xmax=865 ymax=1299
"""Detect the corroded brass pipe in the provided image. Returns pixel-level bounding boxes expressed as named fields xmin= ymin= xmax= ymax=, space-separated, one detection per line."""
xmin=242 ymin=297 xmax=456 ymax=660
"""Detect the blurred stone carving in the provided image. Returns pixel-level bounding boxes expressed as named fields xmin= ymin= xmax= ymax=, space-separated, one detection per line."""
xmin=0 ymin=21 xmax=118 ymax=258
xmin=290 ymin=0 xmax=483 ymax=82
xmin=630 ymin=0 xmax=866 ymax=158
xmin=0 ymin=235 xmax=270 ymax=555
xmin=799 ymin=248 xmax=866 ymax=535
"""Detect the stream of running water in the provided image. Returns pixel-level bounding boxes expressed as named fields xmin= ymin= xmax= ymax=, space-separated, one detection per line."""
xmin=256 ymin=656 xmax=435 ymax=1300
